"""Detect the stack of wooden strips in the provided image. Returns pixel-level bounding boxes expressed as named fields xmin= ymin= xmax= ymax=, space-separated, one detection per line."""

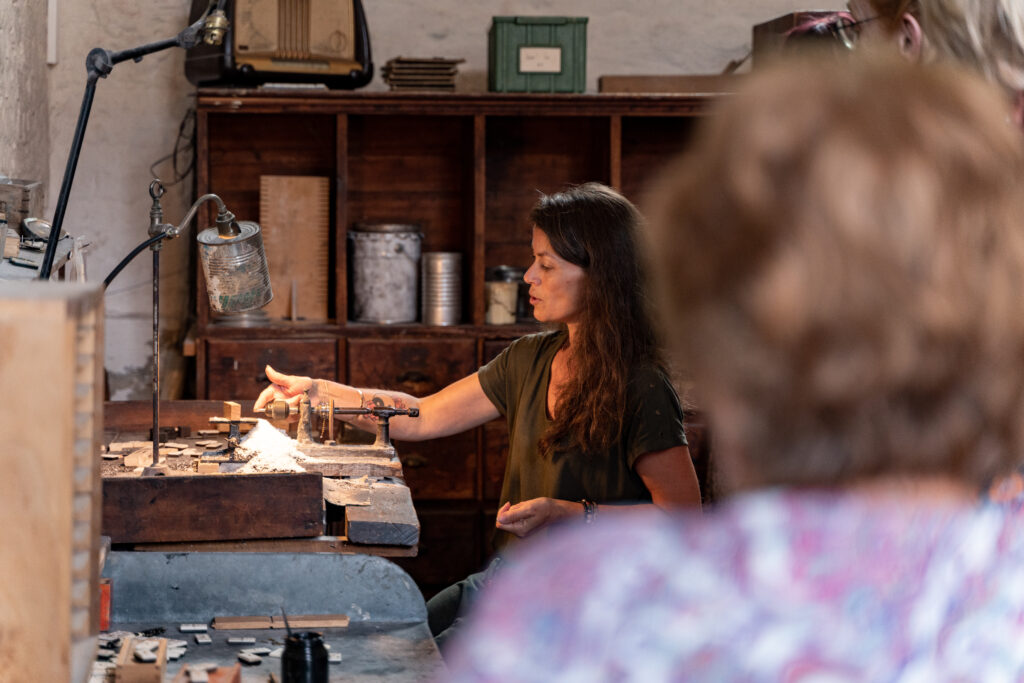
xmin=383 ymin=56 xmax=465 ymax=91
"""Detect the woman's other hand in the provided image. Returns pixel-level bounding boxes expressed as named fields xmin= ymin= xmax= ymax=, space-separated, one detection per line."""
xmin=254 ymin=365 xmax=314 ymax=411
xmin=495 ymin=498 xmax=581 ymax=538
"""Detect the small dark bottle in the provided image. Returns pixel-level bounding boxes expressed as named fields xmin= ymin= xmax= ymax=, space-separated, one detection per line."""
xmin=282 ymin=631 xmax=329 ymax=683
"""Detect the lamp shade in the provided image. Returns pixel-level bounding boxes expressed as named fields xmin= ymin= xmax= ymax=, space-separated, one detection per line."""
xmin=197 ymin=220 xmax=273 ymax=313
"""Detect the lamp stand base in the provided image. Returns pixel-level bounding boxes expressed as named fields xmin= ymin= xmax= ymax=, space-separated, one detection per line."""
xmin=141 ymin=464 xmax=170 ymax=477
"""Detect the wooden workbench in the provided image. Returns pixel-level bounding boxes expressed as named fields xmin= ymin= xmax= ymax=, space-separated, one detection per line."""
xmin=102 ymin=400 xmax=419 ymax=557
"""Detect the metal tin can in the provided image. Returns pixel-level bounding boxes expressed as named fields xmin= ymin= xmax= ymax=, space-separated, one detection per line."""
xmin=421 ymin=252 xmax=462 ymax=326
xmin=197 ymin=220 xmax=273 ymax=313
xmin=348 ymin=223 xmax=422 ymax=324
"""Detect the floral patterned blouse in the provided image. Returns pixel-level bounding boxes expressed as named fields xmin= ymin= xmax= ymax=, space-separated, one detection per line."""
xmin=443 ymin=489 xmax=1024 ymax=682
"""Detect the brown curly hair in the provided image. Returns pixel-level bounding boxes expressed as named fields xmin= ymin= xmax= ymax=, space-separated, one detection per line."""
xmin=646 ymin=55 xmax=1024 ymax=492
xmin=532 ymin=183 xmax=662 ymax=457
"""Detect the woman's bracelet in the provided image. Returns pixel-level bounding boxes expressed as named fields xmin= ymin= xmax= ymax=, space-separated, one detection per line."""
xmin=580 ymin=499 xmax=597 ymax=524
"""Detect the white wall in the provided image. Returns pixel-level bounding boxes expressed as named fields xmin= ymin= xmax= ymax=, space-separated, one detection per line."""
xmin=32 ymin=0 xmax=843 ymax=399
xmin=0 ymin=0 xmax=50 ymax=187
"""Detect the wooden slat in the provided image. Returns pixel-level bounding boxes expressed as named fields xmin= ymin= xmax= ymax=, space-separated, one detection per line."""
xmin=259 ymin=175 xmax=330 ymax=322
xmin=346 ymin=483 xmax=419 ymax=546
xmin=102 ymin=472 xmax=324 ymax=543
xmin=121 ymin=536 xmax=417 ymax=557
xmin=105 ymin=400 xmax=254 ymax=432
xmin=336 ymin=113 xmax=349 ymax=323
xmin=196 ymin=90 xmax=717 ymax=117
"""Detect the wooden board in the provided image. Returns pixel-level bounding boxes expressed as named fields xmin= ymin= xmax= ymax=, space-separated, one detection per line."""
xmin=346 ymin=483 xmax=419 ymax=546
xmin=102 ymin=472 xmax=324 ymax=543
xmin=598 ymin=74 xmax=739 ymax=94
xmin=0 ymin=283 xmax=104 ymax=683
xmin=260 ymin=175 xmax=330 ymax=322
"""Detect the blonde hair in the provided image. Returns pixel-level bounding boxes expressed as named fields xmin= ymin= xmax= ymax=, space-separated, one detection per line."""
xmin=645 ymin=55 xmax=1024 ymax=492
xmin=918 ymin=0 xmax=1024 ymax=97
xmin=869 ymin=0 xmax=921 ymax=30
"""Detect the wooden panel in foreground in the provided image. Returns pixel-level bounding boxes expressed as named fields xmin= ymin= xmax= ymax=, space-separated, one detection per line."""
xmin=1 ymin=283 xmax=104 ymax=683
xmin=102 ymin=473 xmax=324 ymax=543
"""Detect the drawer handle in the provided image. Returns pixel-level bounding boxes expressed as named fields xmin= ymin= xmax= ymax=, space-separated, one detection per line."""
xmin=397 ymin=370 xmax=430 ymax=385
xmin=403 ymin=455 xmax=430 ymax=469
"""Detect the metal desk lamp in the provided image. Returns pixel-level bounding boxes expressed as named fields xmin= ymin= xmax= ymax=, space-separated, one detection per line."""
xmin=103 ymin=179 xmax=272 ymax=475
xmin=40 ymin=1 xmax=274 ymax=474
xmin=38 ymin=0 xmax=229 ymax=280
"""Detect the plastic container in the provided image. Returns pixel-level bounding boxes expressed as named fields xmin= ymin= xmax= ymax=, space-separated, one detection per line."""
xmin=489 ymin=16 xmax=588 ymax=93
xmin=486 ymin=265 xmax=532 ymax=322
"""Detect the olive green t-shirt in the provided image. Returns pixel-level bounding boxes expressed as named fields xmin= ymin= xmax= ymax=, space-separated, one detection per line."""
xmin=478 ymin=330 xmax=688 ymax=548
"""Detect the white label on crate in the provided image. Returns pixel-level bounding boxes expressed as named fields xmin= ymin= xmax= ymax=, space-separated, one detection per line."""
xmin=519 ymin=47 xmax=562 ymax=73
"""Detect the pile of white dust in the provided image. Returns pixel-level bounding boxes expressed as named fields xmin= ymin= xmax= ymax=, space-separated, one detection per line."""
xmin=236 ymin=419 xmax=307 ymax=473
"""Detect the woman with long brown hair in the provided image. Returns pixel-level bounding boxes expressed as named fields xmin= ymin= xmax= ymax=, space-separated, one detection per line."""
xmin=255 ymin=182 xmax=701 ymax=648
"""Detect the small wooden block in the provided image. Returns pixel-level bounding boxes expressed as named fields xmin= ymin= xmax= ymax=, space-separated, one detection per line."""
xmin=194 ymin=633 xmax=212 ymax=644
xmin=345 ymin=483 xmax=419 ymax=546
xmin=179 ymin=623 xmax=208 ymax=633
xmin=124 ymin=448 xmax=164 ymax=468
xmin=197 ymin=462 xmax=220 ymax=474
xmin=180 ymin=448 xmax=203 ymax=457
xmin=196 ymin=440 xmax=221 ymax=447
xmin=171 ymin=662 xmax=240 ymax=683
xmin=223 ymin=401 xmax=241 ymax=421
xmin=237 ymin=651 xmax=261 ymax=665
xmin=328 ymin=652 xmax=342 ymax=663
xmin=227 ymin=636 xmax=257 ymax=644
xmin=163 ymin=442 xmax=189 ymax=449
xmin=197 ymin=430 xmax=220 ymax=436
xmin=116 ymin=636 xmax=167 ymax=683
xmin=159 ymin=447 xmax=181 ymax=457
xmin=108 ymin=440 xmax=152 ymax=453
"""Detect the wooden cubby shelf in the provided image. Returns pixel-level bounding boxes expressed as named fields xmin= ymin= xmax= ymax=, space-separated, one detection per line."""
xmin=194 ymin=89 xmax=715 ymax=596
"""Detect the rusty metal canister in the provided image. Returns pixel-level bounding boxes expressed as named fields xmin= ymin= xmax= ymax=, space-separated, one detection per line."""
xmin=348 ymin=222 xmax=422 ymax=323
xmin=197 ymin=220 xmax=273 ymax=313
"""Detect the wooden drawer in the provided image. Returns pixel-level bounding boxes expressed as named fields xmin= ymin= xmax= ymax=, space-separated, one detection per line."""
xmin=392 ymin=507 xmax=482 ymax=599
xmin=348 ymin=338 xmax=478 ymax=500
xmin=204 ymin=339 xmax=338 ymax=400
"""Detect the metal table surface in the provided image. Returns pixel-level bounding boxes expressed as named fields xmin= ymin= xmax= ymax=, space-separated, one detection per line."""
xmin=102 ymin=551 xmax=445 ymax=681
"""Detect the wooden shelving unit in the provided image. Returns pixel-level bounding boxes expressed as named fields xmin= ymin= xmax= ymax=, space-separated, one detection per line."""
xmin=193 ymin=89 xmax=714 ymax=596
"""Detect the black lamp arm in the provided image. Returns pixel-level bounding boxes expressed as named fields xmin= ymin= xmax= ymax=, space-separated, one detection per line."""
xmin=38 ymin=1 xmax=228 ymax=280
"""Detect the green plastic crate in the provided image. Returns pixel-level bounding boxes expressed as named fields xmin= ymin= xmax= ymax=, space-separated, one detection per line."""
xmin=488 ymin=16 xmax=588 ymax=93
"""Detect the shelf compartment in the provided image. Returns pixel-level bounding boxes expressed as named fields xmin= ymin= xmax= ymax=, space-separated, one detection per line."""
xmin=619 ymin=115 xmax=699 ymax=202
xmin=484 ymin=115 xmax=611 ymax=273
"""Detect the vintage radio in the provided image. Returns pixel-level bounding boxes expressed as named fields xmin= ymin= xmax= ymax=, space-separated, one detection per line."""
xmin=185 ymin=0 xmax=373 ymax=89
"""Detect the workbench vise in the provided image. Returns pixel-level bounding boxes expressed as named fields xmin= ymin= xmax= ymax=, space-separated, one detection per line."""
xmin=255 ymin=395 xmax=419 ymax=451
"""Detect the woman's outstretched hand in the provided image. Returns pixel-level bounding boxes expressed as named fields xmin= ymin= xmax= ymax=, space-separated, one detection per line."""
xmin=254 ymin=365 xmax=314 ymax=411
xmin=495 ymin=498 xmax=581 ymax=538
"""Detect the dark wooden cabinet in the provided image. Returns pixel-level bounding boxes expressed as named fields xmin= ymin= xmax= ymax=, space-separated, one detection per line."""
xmin=193 ymin=90 xmax=713 ymax=597
xmin=204 ymin=339 xmax=339 ymax=400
